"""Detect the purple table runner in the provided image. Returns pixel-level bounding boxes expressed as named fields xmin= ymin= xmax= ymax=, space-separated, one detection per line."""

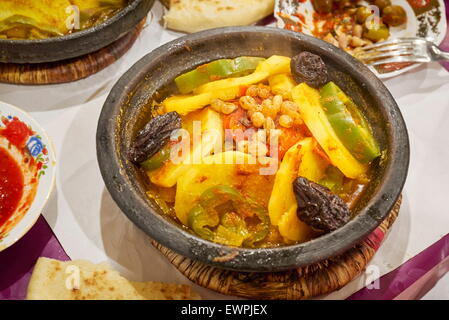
xmin=348 ymin=234 xmax=449 ymax=300
xmin=0 ymin=216 xmax=69 ymax=300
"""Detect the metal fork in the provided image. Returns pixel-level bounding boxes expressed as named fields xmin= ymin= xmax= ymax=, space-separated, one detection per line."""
xmin=354 ymin=37 xmax=449 ymax=67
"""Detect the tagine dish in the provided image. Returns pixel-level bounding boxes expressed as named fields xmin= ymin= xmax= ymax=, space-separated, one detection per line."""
xmin=127 ymin=52 xmax=382 ymax=248
xmin=0 ymin=0 xmax=129 ymax=40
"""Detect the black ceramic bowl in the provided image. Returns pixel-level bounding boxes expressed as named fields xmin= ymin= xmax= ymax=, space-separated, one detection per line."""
xmin=97 ymin=27 xmax=409 ymax=272
xmin=0 ymin=0 xmax=154 ymax=64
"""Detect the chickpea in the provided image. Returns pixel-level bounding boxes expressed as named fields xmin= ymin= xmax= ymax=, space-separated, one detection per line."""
xmin=261 ymin=99 xmax=279 ymax=119
xmin=353 ymin=24 xmax=363 ymax=38
xmin=251 ymin=112 xmax=265 ymax=128
xmin=350 ymin=35 xmax=365 ymax=47
xmin=210 ymin=99 xmax=224 ymax=112
xmin=281 ymin=101 xmax=299 ymax=114
xmin=279 ymin=114 xmax=293 ymax=128
xmin=221 ymin=102 xmax=237 ymax=115
xmin=338 ymin=33 xmax=349 ymax=49
xmin=281 ymin=101 xmax=302 ymax=125
xmin=264 ymin=117 xmax=276 ymax=136
xmin=239 ymin=96 xmax=257 ymax=110
xmin=272 ymin=94 xmax=283 ymax=112
xmin=257 ymin=86 xmax=271 ymax=99
xmin=247 ymin=104 xmax=262 ymax=118
xmin=261 ymin=98 xmax=272 ymax=110
xmin=246 ymin=85 xmax=259 ymax=97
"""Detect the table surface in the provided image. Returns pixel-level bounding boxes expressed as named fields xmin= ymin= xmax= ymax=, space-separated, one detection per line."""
xmin=1 ymin=2 xmax=449 ymax=300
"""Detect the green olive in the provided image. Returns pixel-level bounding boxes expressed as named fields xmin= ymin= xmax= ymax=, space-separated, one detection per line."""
xmin=382 ymin=5 xmax=407 ymax=26
xmin=311 ymin=0 xmax=334 ymax=14
xmin=363 ymin=22 xmax=390 ymax=42
xmin=374 ymin=0 xmax=391 ymax=10
xmin=356 ymin=6 xmax=373 ymax=24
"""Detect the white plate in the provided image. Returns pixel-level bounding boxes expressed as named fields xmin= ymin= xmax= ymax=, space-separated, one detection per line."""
xmin=275 ymin=0 xmax=447 ymax=78
xmin=0 ymin=102 xmax=56 ymax=252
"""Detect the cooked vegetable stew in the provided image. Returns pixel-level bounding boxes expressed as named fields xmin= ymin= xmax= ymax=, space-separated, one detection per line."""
xmin=129 ymin=53 xmax=382 ymax=248
xmin=0 ymin=0 xmax=128 ymax=40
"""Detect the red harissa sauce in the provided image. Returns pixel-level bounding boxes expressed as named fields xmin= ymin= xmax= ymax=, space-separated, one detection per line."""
xmin=0 ymin=147 xmax=24 ymax=226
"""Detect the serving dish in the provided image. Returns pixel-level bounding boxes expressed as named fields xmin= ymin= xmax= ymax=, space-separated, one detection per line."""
xmin=0 ymin=102 xmax=56 ymax=252
xmin=275 ymin=0 xmax=447 ymax=78
xmin=97 ymin=26 xmax=409 ymax=272
xmin=0 ymin=0 xmax=155 ymax=64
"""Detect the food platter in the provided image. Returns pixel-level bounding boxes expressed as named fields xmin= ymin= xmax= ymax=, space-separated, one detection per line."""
xmin=275 ymin=0 xmax=447 ymax=78
xmin=0 ymin=102 xmax=56 ymax=252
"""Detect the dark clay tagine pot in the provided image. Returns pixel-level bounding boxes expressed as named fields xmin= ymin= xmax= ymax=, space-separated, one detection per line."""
xmin=0 ymin=0 xmax=155 ymax=64
xmin=96 ymin=26 xmax=410 ymax=272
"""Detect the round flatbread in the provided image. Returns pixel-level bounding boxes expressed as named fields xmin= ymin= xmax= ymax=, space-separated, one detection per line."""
xmin=163 ymin=0 xmax=275 ymax=33
xmin=26 ymin=258 xmax=201 ymax=300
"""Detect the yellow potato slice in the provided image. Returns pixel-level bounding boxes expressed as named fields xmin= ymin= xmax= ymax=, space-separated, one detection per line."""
xmin=268 ymin=73 xmax=296 ymax=99
xmin=255 ymin=55 xmax=291 ymax=75
xmin=292 ymin=83 xmax=368 ymax=179
xmin=148 ymin=108 xmax=223 ymax=187
xmin=268 ymin=139 xmax=315 ymax=242
xmin=174 ymin=151 xmax=275 ymax=225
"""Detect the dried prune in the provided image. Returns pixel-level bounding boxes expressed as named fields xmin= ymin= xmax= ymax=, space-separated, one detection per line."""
xmin=128 ymin=111 xmax=181 ymax=163
xmin=291 ymin=52 xmax=328 ymax=88
xmin=293 ymin=176 xmax=350 ymax=232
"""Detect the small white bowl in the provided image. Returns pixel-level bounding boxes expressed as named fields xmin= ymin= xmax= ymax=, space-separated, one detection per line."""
xmin=0 ymin=102 xmax=56 ymax=252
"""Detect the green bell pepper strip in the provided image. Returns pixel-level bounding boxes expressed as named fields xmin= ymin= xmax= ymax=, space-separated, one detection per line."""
xmin=320 ymin=82 xmax=381 ymax=163
xmin=140 ymin=145 xmax=171 ymax=171
xmin=175 ymin=57 xmax=265 ymax=94
xmin=214 ymin=213 xmax=249 ymax=246
xmin=319 ymin=166 xmax=345 ymax=194
xmin=187 ymin=185 xmax=270 ymax=247
xmin=187 ymin=204 xmax=219 ymax=241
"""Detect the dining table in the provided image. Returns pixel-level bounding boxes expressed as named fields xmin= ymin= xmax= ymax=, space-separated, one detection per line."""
xmin=1 ymin=0 xmax=449 ymax=300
